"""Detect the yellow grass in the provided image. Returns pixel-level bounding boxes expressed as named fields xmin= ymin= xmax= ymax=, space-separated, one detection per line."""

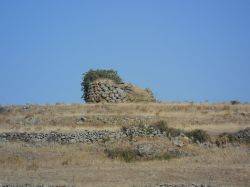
xmin=1 ymin=102 xmax=249 ymax=134
xmin=0 ymin=102 xmax=249 ymax=186
xmin=0 ymin=141 xmax=249 ymax=187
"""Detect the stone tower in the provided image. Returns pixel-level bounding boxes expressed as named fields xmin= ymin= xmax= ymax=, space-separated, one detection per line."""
xmin=85 ymin=78 xmax=155 ymax=103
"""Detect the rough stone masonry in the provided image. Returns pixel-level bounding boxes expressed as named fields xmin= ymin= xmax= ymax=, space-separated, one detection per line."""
xmin=0 ymin=184 xmax=216 ymax=187
xmin=0 ymin=125 xmax=163 ymax=144
xmin=86 ymin=79 xmax=155 ymax=103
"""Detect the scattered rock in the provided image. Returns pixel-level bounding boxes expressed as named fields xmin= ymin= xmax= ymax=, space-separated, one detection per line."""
xmin=233 ymin=127 xmax=250 ymax=143
xmin=22 ymin=106 xmax=30 ymax=110
xmin=75 ymin=117 xmax=86 ymax=125
xmin=172 ymin=138 xmax=184 ymax=147
xmin=24 ymin=116 xmax=39 ymax=125
xmin=154 ymin=184 xmax=215 ymax=187
xmin=135 ymin=143 xmax=189 ymax=159
xmin=171 ymin=133 xmax=191 ymax=147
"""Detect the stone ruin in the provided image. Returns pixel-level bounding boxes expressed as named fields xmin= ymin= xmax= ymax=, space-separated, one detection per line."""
xmin=85 ymin=79 xmax=155 ymax=103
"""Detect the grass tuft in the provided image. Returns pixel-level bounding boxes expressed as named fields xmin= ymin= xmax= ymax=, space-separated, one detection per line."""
xmin=104 ymin=147 xmax=139 ymax=162
xmin=186 ymin=129 xmax=210 ymax=143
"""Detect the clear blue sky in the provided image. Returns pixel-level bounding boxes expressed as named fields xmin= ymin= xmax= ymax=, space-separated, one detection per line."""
xmin=1 ymin=0 xmax=250 ymax=104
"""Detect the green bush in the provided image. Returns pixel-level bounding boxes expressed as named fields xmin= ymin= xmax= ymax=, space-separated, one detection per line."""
xmin=121 ymin=126 xmax=128 ymax=134
xmin=145 ymin=88 xmax=156 ymax=102
xmin=216 ymin=129 xmax=250 ymax=145
xmin=154 ymin=120 xmax=168 ymax=133
xmin=230 ymin=100 xmax=240 ymax=105
xmin=215 ymin=133 xmax=236 ymax=146
xmin=186 ymin=129 xmax=210 ymax=143
xmin=81 ymin=69 xmax=122 ymax=101
xmin=154 ymin=120 xmax=182 ymax=137
xmin=219 ymin=133 xmax=236 ymax=142
xmin=0 ymin=106 xmax=6 ymax=114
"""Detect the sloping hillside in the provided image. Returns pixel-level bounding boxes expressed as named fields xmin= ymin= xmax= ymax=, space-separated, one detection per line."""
xmin=0 ymin=102 xmax=249 ymax=187
xmin=1 ymin=102 xmax=249 ymax=133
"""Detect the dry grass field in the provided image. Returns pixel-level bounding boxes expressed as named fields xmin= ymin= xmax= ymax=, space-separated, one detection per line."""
xmin=0 ymin=102 xmax=249 ymax=186
xmin=1 ymin=102 xmax=250 ymax=134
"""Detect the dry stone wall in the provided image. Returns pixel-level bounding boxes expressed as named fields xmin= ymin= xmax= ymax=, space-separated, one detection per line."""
xmin=86 ymin=79 xmax=155 ymax=103
xmin=0 ymin=184 xmax=216 ymax=187
xmin=1 ymin=127 xmax=248 ymax=145
xmin=0 ymin=126 xmax=164 ymax=144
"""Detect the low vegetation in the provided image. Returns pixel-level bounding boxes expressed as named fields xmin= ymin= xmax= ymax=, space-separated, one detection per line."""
xmin=104 ymin=146 xmax=180 ymax=162
xmin=216 ymin=128 xmax=250 ymax=146
xmin=122 ymin=120 xmax=211 ymax=144
xmin=104 ymin=147 xmax=139 ymax=162
xmin=0 ymin=105 xmax=5 ymax=113
xmin=154 ymin=121 xmax=211 ymax=143
xmin=154 ymin=120 xmax=182 ymax=137
xmin=186 ymin=129 xmax=210 ymax=143
xmin=230 ymin=100 xmax=241 ymax=105
xmin=215 ymin=133 xmax=236 ymax=147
